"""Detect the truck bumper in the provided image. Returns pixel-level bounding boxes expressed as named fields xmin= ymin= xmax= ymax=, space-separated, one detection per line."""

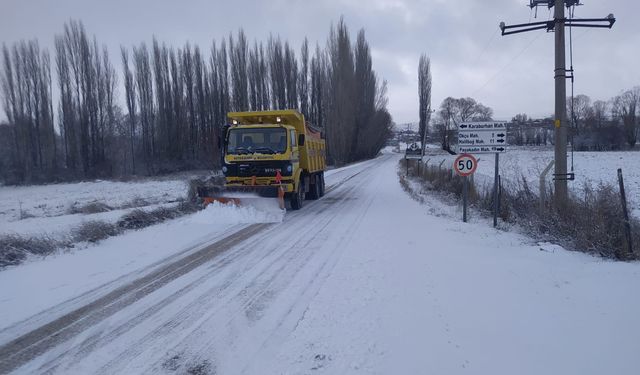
xmin=225 ymin=178 xmax=295 ymax=194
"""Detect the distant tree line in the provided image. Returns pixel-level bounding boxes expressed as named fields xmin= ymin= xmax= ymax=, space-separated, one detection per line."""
xmin=510 ymin=88 xmax=640 ymax=150
xmin=0 ymin=18 xmax=392 ymax=184
xmin=509 ymin=114 xmax=551 ymax=146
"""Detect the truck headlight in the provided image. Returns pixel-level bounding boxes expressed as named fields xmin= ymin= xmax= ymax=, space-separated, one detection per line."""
xmin=222 ymin=165 xmax=228 ymax=174
xmin=286 ymin=164 xmax=292 ymax=173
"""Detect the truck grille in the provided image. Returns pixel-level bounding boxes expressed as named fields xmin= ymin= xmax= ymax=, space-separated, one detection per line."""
xmin=225 ymin=161 xmax=292 ymax=177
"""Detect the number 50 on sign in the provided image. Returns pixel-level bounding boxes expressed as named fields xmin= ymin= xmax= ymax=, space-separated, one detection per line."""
xmin=454 ymin=153 xmax=478 ymax=177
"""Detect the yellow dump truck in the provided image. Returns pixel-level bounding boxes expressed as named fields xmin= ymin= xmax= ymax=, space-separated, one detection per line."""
xmin=199 ymin=109 xmax=326 ymax=210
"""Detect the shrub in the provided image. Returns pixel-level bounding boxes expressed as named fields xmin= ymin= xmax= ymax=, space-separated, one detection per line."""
xmin=68 ymin=201 xmax=113 ymax=215
xmin=117 ymin=209 xmax=158 ymax=230
xmin=401 ymin=159 xmax=640 ymax=260
xmin=0 ymin=235 xmax=61 ymax=268
xmin=121 ymin=197 xmax=151 ymax=209
xmin=73 ymin=221 xmax=121 ymax=243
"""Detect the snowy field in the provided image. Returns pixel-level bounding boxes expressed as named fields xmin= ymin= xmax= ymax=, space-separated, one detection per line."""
xmin=423 ymin=146 xmax=640 ymax=217
xmin=0 ymin=172 xmax=210 ymax=240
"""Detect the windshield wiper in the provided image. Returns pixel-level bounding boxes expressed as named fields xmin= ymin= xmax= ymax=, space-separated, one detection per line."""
xmin=253 ymin=147 xmax=276 ymax=154
xmin=232 ymin=147 xmax=250 ymax=155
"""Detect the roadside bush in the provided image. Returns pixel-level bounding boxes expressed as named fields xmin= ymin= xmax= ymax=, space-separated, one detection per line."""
xmin=68 ymin=201 xmax=113 ymax=215
xmin=0 ymin=235 xmax=62 ymax=268
xmin=401 ymin=160 xmax=640 ymax=260
xmin=72 ymin=221 xmax=121 ymax=243
xmin=121 ymin=196 xmax=151 ymax=209
xmin=187 ymin=175 xmax=226 ymax=202
xmin=117 ymin=202 xmax=200 ymax=230
xmin=118 ymin=209 xmax=158 ymax=230
xmin=2 ymin=200 xmax=204 ymax=269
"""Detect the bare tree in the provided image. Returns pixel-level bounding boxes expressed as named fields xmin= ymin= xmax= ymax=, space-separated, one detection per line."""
xmin=612 ymin=87 xmax=639 ymax=147
xmin=133 ymin=43 xmax=156 ymax=171
xmin=283 ymin=42 xmax=298 ymax=109
xmin=418 ymin=54 xmax=431 ymax=149
xmin=591 ymin=100 xmax=608 ymax=129
xmin=326 ymin=18 xmax=356 ymax=164
xmin=309 ymin=43 xmax=327 ymax=130
xmin=2 ymin=40 xmax=56 ymax=182
xmin=121 ymin=47 xmax=136 ymax=173
xmin=298 ymin=38 xmax=310 ymax=118
xmin=229 ymin=30 xmax=249 ymax=111
xmin=268 ymin=36 xmax=286 ymax=110
xmin=567 ymin=94 xmax=591 ymax=135
xmin=438 ymin=97 xmax=493 ymax=151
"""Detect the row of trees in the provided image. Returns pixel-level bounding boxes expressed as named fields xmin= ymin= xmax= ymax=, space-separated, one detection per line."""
xmin=1 ymin=41 xmax=57 ymax=181
xmin=510 ymin=87 xmax=640 ymax=150
xmin=1 ymin=19 xmax=393 ymax=184
xmin=566 ymin=88 xmax=639 ymax=149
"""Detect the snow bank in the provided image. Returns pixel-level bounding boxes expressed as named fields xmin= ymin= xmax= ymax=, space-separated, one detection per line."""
xmin=186 ymin=201 xmax=284 ymax=225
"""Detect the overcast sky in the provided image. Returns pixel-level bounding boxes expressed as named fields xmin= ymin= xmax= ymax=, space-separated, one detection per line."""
xmin=1 ymin=0 xmax=637 ymax=124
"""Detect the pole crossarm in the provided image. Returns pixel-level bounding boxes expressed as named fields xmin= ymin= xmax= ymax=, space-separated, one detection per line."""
xmin=500 ymin=20 xmax=552 ymax=35
xmin=499 ymin=16 xmax=615 ymax=36
xmin=565 ymin=17 xmax=616 ymax=28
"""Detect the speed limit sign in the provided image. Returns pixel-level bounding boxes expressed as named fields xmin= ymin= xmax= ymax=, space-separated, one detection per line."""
xmin=454 ymin=153 xmax=478 ymax=177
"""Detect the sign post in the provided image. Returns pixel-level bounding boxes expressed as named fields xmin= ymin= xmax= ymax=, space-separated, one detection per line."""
xmin=458 ymin=122 xmax=508 ymax=227
xmin=493 ymin=153 xmax=499 ymax=227
xmin=405 ymin=142 xmax=422 ymax=176
xmin=453 ymin=153 xmax=478 ymax=223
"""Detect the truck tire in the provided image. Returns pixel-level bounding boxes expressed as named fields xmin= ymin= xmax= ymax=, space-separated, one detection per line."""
xmin=306 ymin=174 xmax=320 ymax=200
xmin=318 ymin=172 xmax=325 ymax=197
xmin=290 ymin=179 xmax=304 ymax=210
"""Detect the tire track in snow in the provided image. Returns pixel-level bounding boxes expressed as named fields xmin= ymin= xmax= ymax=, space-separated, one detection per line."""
xmin=0 ymin=154 xmax=389 ymax=374
xmin=0 ymin=223 xmax=268 ymax=374
xmin=97 ymin=173 xmax=370 ymax=374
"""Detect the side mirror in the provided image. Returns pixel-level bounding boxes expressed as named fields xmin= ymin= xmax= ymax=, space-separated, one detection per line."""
xmin=298 ymin=134 xmax=305 ymax=146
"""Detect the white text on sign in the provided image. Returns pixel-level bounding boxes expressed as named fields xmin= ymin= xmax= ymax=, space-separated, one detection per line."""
xmin=458 ymin=122 xmax=507 ymax=130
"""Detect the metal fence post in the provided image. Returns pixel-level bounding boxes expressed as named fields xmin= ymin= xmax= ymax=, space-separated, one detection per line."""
xmin=618 ymin=168 xmax=634 ymax=257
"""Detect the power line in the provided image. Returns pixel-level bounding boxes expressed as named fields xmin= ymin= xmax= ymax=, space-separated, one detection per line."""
xmin=471 ymin=32 xmax=544 ymax=97
xmin=473 ymin=28 xmax=499 ymax=67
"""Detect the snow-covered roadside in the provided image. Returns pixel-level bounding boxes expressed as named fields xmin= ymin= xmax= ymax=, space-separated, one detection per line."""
xmin=0 ymin=201 xmax=181 ymax=240
xmin=420 ymin=146 xmax=640 ymax=217
xmin=0 ymin=160 xmax=371 ymax=335
xmin=0 ymin=204 xmax=282 ymax=336
xmin=0 ymin=171 xmax=215 ymax=241
xmin=0 ymin=176 xmax=198 ymax=223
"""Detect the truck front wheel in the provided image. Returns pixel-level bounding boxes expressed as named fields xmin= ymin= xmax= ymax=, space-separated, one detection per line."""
xmin=290 ymin=179 xmax=304 ymax=210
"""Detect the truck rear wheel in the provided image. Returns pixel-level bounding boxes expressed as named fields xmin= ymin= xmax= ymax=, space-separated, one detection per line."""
xmin=318 ymin=172 xmax=325 ymax=197
xmin=306 ymin=174 xmax=321 ymax=200
xmin=290 ymin=179 xmax=304 ymax=210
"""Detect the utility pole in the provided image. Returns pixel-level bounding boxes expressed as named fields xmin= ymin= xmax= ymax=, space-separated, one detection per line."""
xmin=500 ymin=1 xmax=615 ymax=207
xmin=553 ymin=0 xmax=568 ymax=203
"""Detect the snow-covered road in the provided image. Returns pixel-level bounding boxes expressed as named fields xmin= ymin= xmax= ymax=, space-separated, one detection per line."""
xmin=1 ymin=153 xmax=640 ymax=374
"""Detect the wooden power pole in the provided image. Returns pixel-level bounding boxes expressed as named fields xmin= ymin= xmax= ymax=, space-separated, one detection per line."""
xmin=499 ymin=0 xmax=615 ymax=207
xmin=553 ymin=0 xmax=569 ymax=203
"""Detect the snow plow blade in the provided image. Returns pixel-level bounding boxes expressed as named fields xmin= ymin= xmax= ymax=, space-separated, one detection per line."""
xmin=197 ymin=185 xmax=285 ymax=211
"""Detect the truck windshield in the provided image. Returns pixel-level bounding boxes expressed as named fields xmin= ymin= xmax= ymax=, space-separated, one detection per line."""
xmin=227 ymin=127 xmax=287 ymax=155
